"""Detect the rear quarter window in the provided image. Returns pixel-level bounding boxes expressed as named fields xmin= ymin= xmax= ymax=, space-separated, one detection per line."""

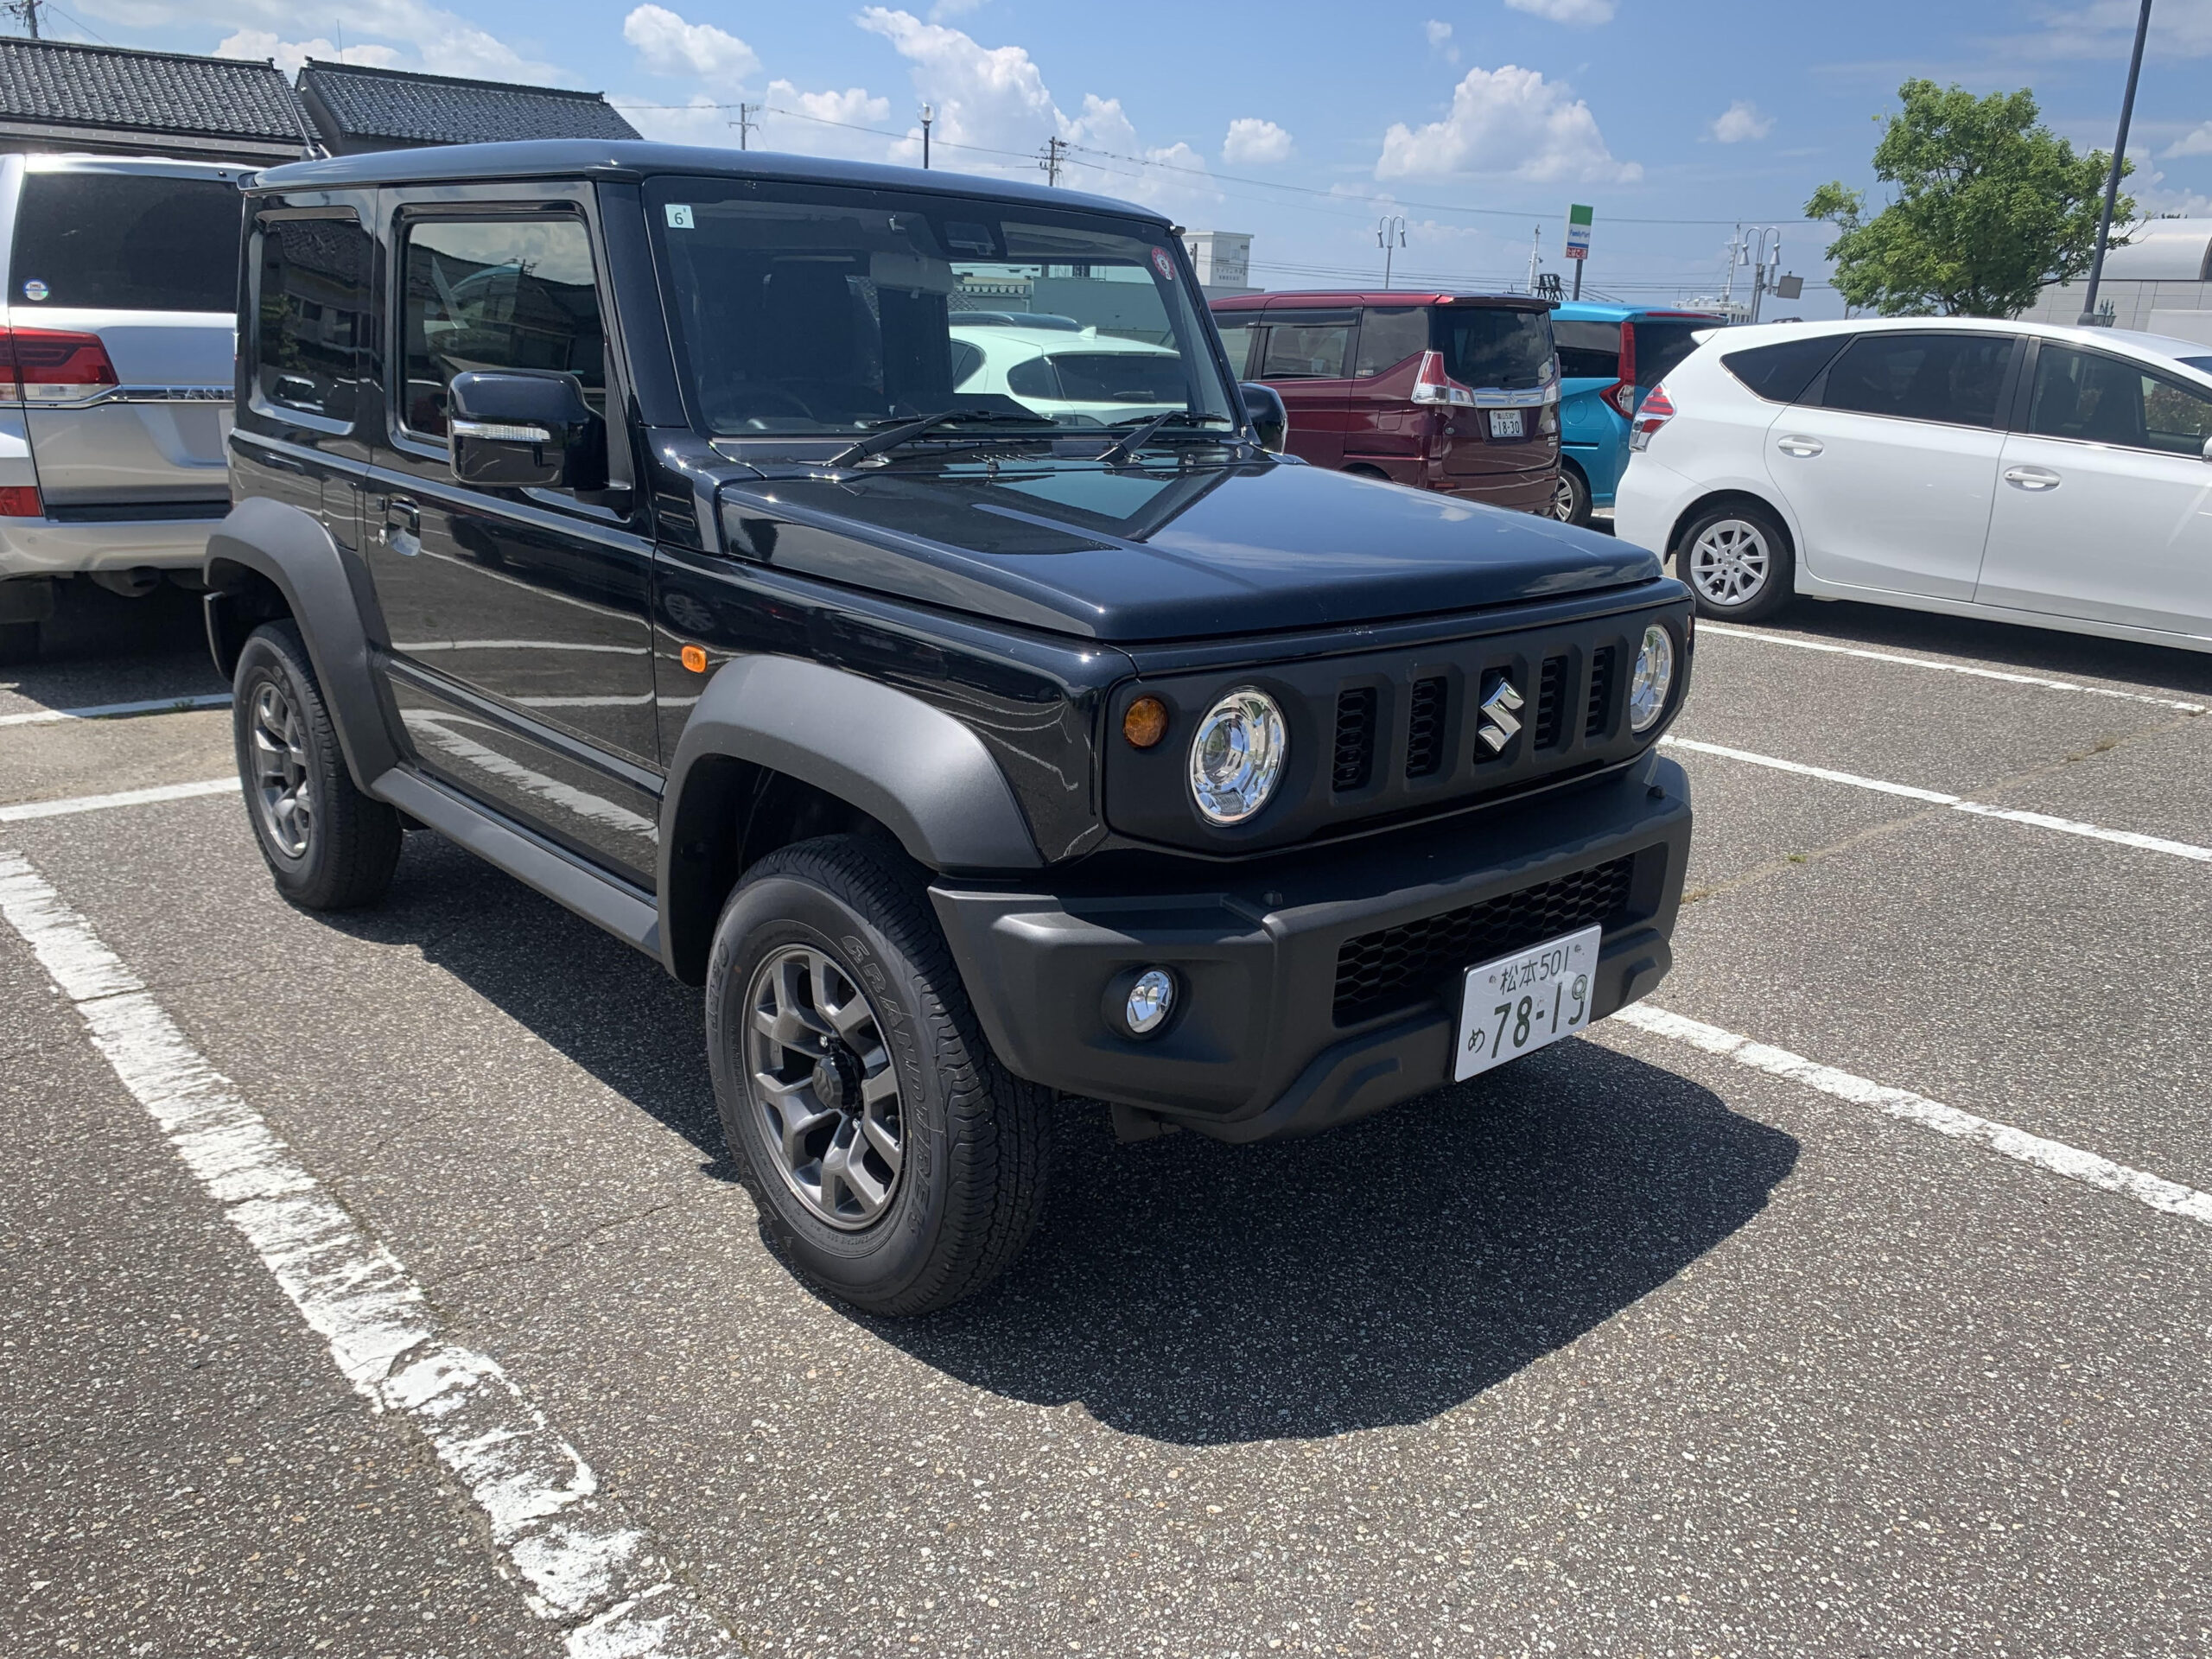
xmin=10 ymin=173 xmax=240 ymax=312
xmin=1720 ymin=334 xmax=1849 ymax=404
xmin=255 ymin=213 xmax=372 ymax=422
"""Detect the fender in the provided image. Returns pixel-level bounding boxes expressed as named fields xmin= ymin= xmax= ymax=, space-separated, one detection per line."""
xmin=659 ymin=655 xmax=1043 ymax=979
xmin=204 ymin=496 xmax=403 ymax=789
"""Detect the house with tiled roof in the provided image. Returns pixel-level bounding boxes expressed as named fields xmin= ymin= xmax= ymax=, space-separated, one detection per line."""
xmin=0 ymin=35 xmax=313 ymax=163
xmin=294 ymin=60 xmax=639 ymax=156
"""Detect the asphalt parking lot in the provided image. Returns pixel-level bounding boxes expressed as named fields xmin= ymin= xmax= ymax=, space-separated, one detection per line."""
xmin=5 ymin=586 xmax=2211 ymax=1659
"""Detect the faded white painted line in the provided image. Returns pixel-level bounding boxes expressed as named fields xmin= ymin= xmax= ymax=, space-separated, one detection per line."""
xmin=0 ymin=692 xmax=231 ymax=728
xmin=0 ymin=849 xmax=732 ymax=1658
xmin=0 ymin=776 xmax=239 ymax=823
xmin=1697 ymin=621 xmax=2209 ymax=714
xmin=1661 ymin=736 xmax=2212 ymax=864
xmin=1612 ymin=1003 xmax=2212 ymax=1231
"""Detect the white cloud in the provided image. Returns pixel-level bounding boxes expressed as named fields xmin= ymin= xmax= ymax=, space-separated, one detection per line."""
xmin=2164 ymin=121 xmax=2212 ymax=157
xmin=622 ymin=4 xmax=760 ymax=87
xmin=1376 ymin=63 xmax=1640 ymax=184
xmin=761 ymin=82 xmax=894 ymax=158
xmin=119 ymin=0 xmax=564 ymax=82
xmin=1709 ymin=99 xmax=1773 ymax=143
xmin=856 ymin=10 xmax=1219 ymax=213
xmin=1503 ymin=0 xmax=1618 ymax=25
xmin=1424 ymin=18 xmax=1459 ymax=62
xmin=1222 ymin=117 xmax=1293 ymax=166
xmin=215 ymin=29 xmax=401 ymax=73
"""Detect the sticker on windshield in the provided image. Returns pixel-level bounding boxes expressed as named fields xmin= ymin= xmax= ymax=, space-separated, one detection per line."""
xmin=1151 ymin=247 xmax=1176 ymax=282
xmin=664 ymin=204 xmax=695 ymax=230
xmin=20 ymin=279 xmax=47 ymax=302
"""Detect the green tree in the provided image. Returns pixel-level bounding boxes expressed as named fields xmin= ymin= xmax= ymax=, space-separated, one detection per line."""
xmin=1806 ymin=79 xmax=2128 ymax=318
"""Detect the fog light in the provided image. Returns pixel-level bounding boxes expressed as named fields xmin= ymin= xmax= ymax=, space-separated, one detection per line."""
xmin=1125 ymin=968 xmax=1175 ymax=1036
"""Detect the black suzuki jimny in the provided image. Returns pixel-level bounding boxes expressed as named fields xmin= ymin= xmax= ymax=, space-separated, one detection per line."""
xmin=207 ymin=142 xmax=1694 ymax=1314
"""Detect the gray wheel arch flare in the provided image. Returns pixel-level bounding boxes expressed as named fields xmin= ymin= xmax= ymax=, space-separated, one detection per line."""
xmin=658 ymin=655 xmax=1042 ymax=982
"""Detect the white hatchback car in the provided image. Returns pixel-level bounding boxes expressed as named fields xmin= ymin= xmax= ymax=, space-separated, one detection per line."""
xmin=1614 ymin=317 xmax=2212 ymax=650
xmin=949 ymin=317 xmax=1187 ymax=424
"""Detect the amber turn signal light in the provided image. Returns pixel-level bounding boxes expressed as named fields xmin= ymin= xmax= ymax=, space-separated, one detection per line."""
xmin=1122 ymin=696 xmax=1167 ymax=749
xmin=680 ymin=644 xmax=708 ymax=674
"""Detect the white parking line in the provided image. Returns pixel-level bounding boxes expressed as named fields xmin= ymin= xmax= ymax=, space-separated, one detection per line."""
xmin=1612 ymin=1003 xmax=2212 ymax=1232
xmin=1661 ymin=736 xmax=2212 ymax=864
xmin=0 ymin=777 xmax=239 ymax=823
xmin=0 ymin=693 xmax=232 ymax=728
xmin=0 ymin=849 xmax=734 ymax=1659
xmin=1697 ymin=622 xmax=2209 ymax=714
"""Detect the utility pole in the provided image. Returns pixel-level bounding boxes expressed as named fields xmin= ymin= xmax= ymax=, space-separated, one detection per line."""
xmin=1039 ymin=136 xmax=1067 ymax=186
xmin=1376 ymin=214 xmax=1405 ymax=289
xmin=730 ymin=103 xmax=759 ymax=150
xmin=1526 ymin=224 xmax=1542 ymax=295
xmin=919 ymin=104 xmax=934 ymax=169
xmin=2082 ymin=0 xmax=2153 ymax=326
xmin=5 ymin=0 xmax=42 ymax=36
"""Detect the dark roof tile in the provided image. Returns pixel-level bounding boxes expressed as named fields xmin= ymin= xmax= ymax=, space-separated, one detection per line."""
xmin=0 ymin=36 xmax=307 ymax=142
xmin=296 ymin=61 xmax=639 ymax=146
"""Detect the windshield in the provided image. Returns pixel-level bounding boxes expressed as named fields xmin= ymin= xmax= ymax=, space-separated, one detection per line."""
xmin=11 ymin=172 xmax=240 ymax=313
xmin=645 ymin=176 xmax=1238 ymax=440
xmin=1431 ymin=305 xmax=1555 ymax=392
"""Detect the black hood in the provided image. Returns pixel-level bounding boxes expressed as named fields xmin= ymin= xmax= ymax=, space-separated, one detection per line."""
xmin=718 ymin=455 xmax=1659 ymax=643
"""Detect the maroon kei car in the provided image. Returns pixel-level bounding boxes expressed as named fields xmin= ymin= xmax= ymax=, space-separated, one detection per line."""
xmin=1210 ymin=290 xmax=1560 ymax=513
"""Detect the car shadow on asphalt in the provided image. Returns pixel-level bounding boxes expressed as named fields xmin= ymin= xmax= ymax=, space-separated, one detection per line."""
xmin=1755 ymin=599 xmax=2212 ymax=700
xmin=876 ymin=1039 xmax=1796 ymax=1445
xmin=338 ymin=835 xmax=1797 ymax=1448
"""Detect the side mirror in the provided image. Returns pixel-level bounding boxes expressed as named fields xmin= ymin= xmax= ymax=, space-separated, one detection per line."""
xmin=448 ymin=370 xmax=607 ymax=492
xmin=1241 ymin=381 xmax=1287 ymax=453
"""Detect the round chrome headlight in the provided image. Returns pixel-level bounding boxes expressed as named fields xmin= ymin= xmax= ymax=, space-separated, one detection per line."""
xmin=1628 ymin=624 xmax=1675 ymax=733
xmin=1188 ymin=688 xmax=1287 ymax=824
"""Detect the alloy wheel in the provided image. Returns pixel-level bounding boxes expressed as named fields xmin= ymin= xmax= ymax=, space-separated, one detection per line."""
xmin=1687 ymin=518 xmax=1771 ymax=607
xmin=248 ymin=679 xmax=314 ymax=859
xmin=745 ymin=945 xmax=906 ymax=1230
xmin=1551 ymin=474 xmax=1578 ymax=521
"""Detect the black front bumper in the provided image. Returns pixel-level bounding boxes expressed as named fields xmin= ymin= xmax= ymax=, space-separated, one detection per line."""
xmin=931 ymin=753 xmax=1691 ymax=1141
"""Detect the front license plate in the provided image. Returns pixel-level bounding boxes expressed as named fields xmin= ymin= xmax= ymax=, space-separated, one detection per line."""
xmin=1453 ymin=924 xmax=1601 ymax=1081
xmin=1488 ymin=407 xmax=1525 ymax=439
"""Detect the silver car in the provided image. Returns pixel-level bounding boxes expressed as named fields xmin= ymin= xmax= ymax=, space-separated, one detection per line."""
xmin=0 ymin=154 xmax=245 ymax=655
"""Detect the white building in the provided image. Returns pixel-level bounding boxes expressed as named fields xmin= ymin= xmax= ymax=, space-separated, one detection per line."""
xmin=1183 ymin=231 xmax=1259 ymax=300
xmin=2024 ymin=219 xmax=2212 ymax=342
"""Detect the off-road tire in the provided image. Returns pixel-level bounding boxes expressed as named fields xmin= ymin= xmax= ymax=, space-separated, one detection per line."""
xmin=706 ymin=834 xmax=1050 ymax=1316
xmin=1675 ymin=499 xmax=1796 ymax=623
xmin=232 ymin=620 xmax=403 ymax=910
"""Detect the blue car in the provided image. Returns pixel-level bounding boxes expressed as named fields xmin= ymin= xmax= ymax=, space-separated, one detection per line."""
xmin=1549 ymin=303 xmax=1724 ymax=524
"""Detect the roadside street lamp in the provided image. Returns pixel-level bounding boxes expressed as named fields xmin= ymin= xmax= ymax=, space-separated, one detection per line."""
xmin=2081 ymin=0 xmax=2153 ymax=325
xmin=920 ymin=104 xmax=934 ymax=169
xmin=1377 ymin=214 xmax=1406 ymax=289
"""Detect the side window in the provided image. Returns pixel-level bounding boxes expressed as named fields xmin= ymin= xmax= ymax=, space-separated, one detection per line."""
xmin=1552 ymin=319 xmax=1621 ymax=381
xmin=1005 ymin=355 xmax=1058 ymax=400
xmin=2029 ymin=346 xmax=2212 ymax=456
xmin=1722 ymin=334 xmax=1847 ymax=404
xmin=1259 ymin=312 xmax=1355 ymax=380
xmin=1818 ymin=332 xmax=2012 ymax=428
xmin=256 ymin=213 xmax=372 ymax=422
xmin=1213 ymin=316 xmax=1261 ymax=379
xmin=399 ymin=214 xmax=605 ymax=441
xmin=1355 ymin=307 xmax=1429 ymax=377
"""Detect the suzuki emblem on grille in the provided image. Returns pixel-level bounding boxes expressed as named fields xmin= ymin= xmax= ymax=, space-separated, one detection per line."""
xmin=1478 ymin=671 xmax=1522 ymax=754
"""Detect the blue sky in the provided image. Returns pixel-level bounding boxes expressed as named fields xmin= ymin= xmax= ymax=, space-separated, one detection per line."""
xmin=54 ymin=1 xmax=2212 ymax=316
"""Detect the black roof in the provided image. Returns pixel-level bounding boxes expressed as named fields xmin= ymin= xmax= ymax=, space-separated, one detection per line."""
xmin=294 ymin=60 xmax=639 ymax=149
xmin=0 ymin=36 xmax=309 ymax=158
xmin=251 ymin=138 xmax=1160 ymax=223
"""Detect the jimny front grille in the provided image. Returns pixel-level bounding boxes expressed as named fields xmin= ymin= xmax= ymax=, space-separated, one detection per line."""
xmin=1331 ymin=855 xmax=1637 ymax=1023
xmin=1332 ymin=686 xmax=1377 ymax=792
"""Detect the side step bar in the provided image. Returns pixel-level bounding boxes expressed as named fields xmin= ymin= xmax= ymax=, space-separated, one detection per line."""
xmin=371 ymin=766 xmax=662 ymax=962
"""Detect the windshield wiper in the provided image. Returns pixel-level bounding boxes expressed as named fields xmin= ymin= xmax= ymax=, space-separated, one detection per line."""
xmin=829 ymin=409 xmax=1051 ymax=468
xmin=1093 ymin=413 xmax=1232 ymax=466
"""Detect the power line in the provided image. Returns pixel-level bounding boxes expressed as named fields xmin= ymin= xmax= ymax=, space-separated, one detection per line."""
xmin=603 ymin=98 xmax=1816 ymax=229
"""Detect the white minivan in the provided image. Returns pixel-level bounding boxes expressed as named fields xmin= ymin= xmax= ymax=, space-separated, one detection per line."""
xmin=1614 ymin=316 xmax=2212 ymax=651
xmin=0 ymin=154 xmax=247 ymax=655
